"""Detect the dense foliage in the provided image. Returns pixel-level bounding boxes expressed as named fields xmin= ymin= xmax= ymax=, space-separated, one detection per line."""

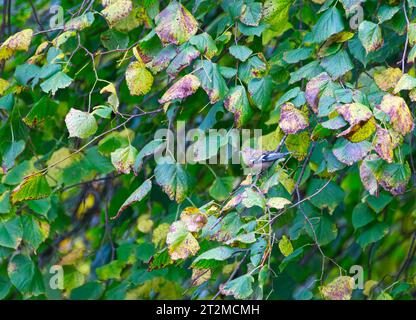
xmin=1 ymin=0 xmax=416 ymax=300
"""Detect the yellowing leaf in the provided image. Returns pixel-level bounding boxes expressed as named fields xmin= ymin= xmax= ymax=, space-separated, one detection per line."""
xmin=137 ymin=213 xmax=154 ymax=233
xmin=166 ymin=220 xmax=200 ymax=260
xmin=180 ymin=207 xmax=207 ymax=233
xmin=278 ymin=235 xmax=293 ymax=257
xmin=191 ymin=269 xmax=211 ymax=286
xmin=155 ymin=1 xmax=198 ymax=45
xmin=125 ymin=61 xmax=153 ymax=96
xmin=374 ymin=126 xmax=396 ymax=163
xmin=158 ymin=74 xmax=200 ymax=104
xmin=0 ymin=78 xmax=10 ymax=95
xmin=0 ymin=29 xmax=33 ymax=61
xmin=376 ymin=94 xmax=414 ymax=135
xmin=320 ymin=276 xmax=355 ymax=300
xmin=152 ymin=223 xmax=170 ymax=249
xmin=11 ymin=174 xmax=51 ymax=204
xmin=374 ymin=67 xmax=402 ymax=92
xmin=111 ymin=145 xmax=138 ymax=174
xmin=267 ymin=197 xmax=291 ymax=210
xmin=101 ymin=0 xmax=133 ymax=27
xmin=279 ymin=102 xmax=309 ymax=134
xmin=340 ymin=117 xmax=376 ymax=143
xmin=65 ymin=108 xmax=98 ymax=139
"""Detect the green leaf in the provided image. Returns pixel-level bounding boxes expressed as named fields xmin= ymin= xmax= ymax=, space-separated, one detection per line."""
xmin=167 ymin=46 xmax=200 ymax=77
xmin=100 ymin=29 xmax=129 ymax=50
xmin=311 ymin=7 xmax=344 ymax=43
xmin=356 ymin=223 xmax=388 ymax=249
xmin=358 ymin=21 xmax=383 ymax=53
xmin=224 ymin=85 xmax=252 ymax=127
xmin=22 ymin=215 xmax=49 ymax=250
xmin=115 ymin=179 xmax=152 ymax=218
xmin=229 ymin=45 xmax=253 ymax=62
xmin=332 ymin=138 xmax=371 ymax=166
xmin=11 ymin=174 xmax=51 ymax=204
xmin=0 ymin=217 xmax=23 ymax=249
xmin=2 ymin=140 xmax=25 ymax=172
xmin=209 ymin=177 xmax=234 ymax=201
xmin=125 ymin=61 xmax=153 ymax=96
xmin=192 ymin=246 xmax=236 ymax=267
xmin=8 ymin=254 xmax=44 ymax=296
xmin=96 ymin=261 xmax=125 ymax=281
xmin=65 ymin=108 xmax=98 ymax=139
xmin=189 ymin=33 xmax=218 ymax=59
xmin=40 ymin=72 xmax=73 ymax=95
xmin=248 ymin=76 xmax=273 ymax=110
xmin=133 ymin=139 xmax=165 ymax=174
xmin=154 ymin=155 xmax=189 ymax=203
xmin=240 ymin=1 xmax=262 ymax=26
xmin=283 ymin=47 xmax=313 ymax=64
xmin=70 ymin=282 xmax=105 ymax=300
xmin=306 ymin=179 xmax=345 ymax=213
xmin=305 ymin=214 xmax=338 ymax=246
xmin=195 ymin=60 xmax=228 ymax=104
xmin=220 ymin=274 xmax=254 ymax=299
xmin=377 ymin=5 xmax=400 ymax=23
xmin=352 ymin=203 xmax=375 ymax=230
xmin=320 ymin=50 xmax=353 ymax=79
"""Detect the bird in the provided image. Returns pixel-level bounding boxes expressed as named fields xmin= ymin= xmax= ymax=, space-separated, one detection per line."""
xmin=241 ymin=147 xmax=291 ymax=172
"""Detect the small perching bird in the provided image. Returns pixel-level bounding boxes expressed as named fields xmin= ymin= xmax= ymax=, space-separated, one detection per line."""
xmin=241 ymin=147 xmax=291 ymax=173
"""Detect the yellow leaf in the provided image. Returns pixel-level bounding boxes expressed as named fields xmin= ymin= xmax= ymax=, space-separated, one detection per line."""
xmin=191 ymin=268 xmax=211 ymax=286
xmin=320 ymin=276 xmax=355 ymax=300
xmin=0 ymin=29 xmax=33 ymax=61
xmin=278 ymin=235 xmax=293 ymax=257
xmin=267 ymin=197 xmax=291 ymax=210
xmin=125 ymin=61 xmax=153 ymax=96
xmin=137 ymin=213 xmax=154 ymax=233
xmin=101 ymin=0 xmax=133 ymax=27
xmin=0 ymin=78 xmax=9 ymax=96
xmin=374 ymin=67 xmax=402 ymax=92
xmin=152 ymin=223 xmax=170 ymax=249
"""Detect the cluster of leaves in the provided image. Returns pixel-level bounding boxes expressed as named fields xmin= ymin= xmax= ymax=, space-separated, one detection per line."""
xmin=1 ymin=0 xmax=416 ymax=300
